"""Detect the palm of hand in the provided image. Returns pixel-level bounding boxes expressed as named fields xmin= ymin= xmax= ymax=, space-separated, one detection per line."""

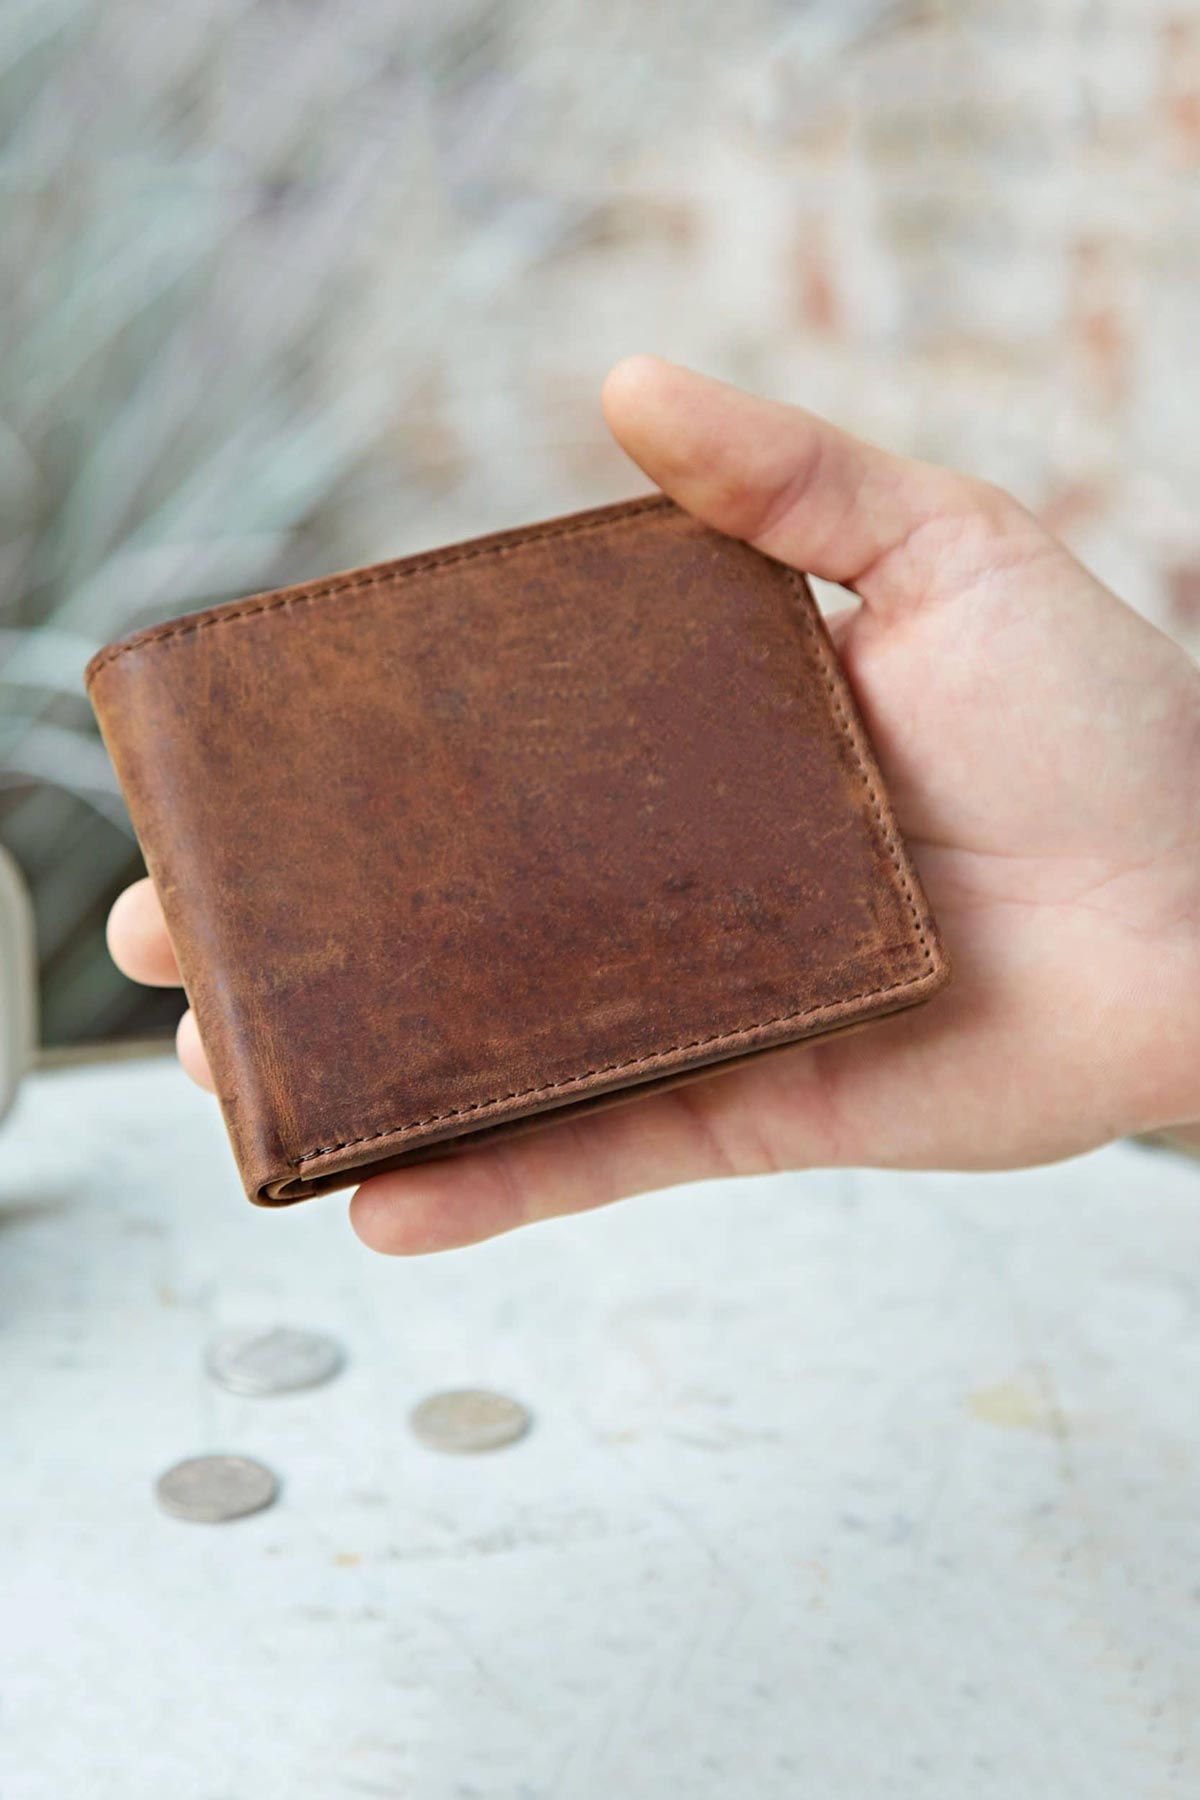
xmin=784 ymin=517 xmax=1200 ymax=1173
xmin=106 ymin=359 xmax=1200 ymax=1251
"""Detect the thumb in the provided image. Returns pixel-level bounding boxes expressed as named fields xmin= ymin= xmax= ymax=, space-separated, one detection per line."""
xmin=601 ymin=356 xmax=1034 ymax=614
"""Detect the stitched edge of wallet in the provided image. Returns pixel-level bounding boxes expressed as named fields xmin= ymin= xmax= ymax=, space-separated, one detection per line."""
xmin=297 ymin=971 xmax=937 ymax=1173
xmin=84 ymin=494 xmax=673 ymax=685
xmin=86 ymin=494 xmax=936 ymax=1173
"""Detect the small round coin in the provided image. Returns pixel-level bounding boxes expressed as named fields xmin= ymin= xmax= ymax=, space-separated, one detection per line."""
xmin=204 ymin=1326 xmax=344 ymax=1397
xmin=409 ymin=1389 xmax=532 ymax=1455
xmin=155 ymin=1454 xmax=279 ymax=1523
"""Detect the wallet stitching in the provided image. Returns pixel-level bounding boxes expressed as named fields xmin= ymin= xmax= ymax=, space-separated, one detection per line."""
xmin=292 ymin=568 xmax=934 ymax=1172
xmin=784 ymin=566 xmax=933 ymax=974
xmin=84 ymin=495 xmax=674 ymax=684
xmin=293 ymin=974 xmax=932 ymax=1170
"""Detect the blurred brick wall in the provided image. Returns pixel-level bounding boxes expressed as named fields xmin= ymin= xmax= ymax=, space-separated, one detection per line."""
xmin=325 ymin=0 xmax=1200 ymax=649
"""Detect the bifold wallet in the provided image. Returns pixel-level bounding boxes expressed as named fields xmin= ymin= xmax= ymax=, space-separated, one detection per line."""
xmin=86 ymin=495 xmax=949 ymax=1204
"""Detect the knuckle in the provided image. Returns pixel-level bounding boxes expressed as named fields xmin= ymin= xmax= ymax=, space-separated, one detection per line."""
xmin=953 ymin=473 xmax=1031 ymax=532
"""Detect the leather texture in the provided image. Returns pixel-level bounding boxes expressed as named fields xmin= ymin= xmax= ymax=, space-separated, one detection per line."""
xmin=87 ymin=496 xmax=949 ymax=1204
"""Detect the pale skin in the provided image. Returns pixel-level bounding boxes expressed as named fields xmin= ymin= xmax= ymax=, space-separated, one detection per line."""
xmin=107 ymin=356 xmax=1200 ymax=1253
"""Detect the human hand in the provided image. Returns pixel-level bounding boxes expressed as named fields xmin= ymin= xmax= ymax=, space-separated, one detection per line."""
xmin=108 ymin=356 xmax=1200 ymax=1251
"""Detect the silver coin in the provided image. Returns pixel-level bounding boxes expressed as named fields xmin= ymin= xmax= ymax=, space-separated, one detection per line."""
xmin=409 ymin=1388 xmax=532 ymax=1454
xmin=156 ymin=1454 xmax=279 ymax=1523
xmin=204 ymin=1326 xmax=344 ymax=1397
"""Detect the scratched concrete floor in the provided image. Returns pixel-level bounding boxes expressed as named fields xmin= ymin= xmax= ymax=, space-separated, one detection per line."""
xmin=3 ymin=1056 xmax=1199 ymax=1797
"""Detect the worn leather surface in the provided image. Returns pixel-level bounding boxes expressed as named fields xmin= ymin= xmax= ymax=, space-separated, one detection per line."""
xmin=87 ymin=496 xmax=949 ymax=1203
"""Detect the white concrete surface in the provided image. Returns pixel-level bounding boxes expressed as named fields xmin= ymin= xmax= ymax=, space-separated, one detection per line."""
xmin=2 ymin=1054 xmax=1199 ymax=1798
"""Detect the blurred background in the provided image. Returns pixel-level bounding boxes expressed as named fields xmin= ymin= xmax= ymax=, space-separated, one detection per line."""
xmin=3 ymin=0 xmax=1199 ymax=1049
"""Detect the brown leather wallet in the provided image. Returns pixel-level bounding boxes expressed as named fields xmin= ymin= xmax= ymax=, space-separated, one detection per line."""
xmin=87 ymin=496 xmax=949 ymax=1204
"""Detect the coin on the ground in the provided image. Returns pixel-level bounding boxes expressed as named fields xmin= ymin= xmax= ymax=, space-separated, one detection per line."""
xmin=204 ymin=1326 xmax=344 ymax=1397
xmin=156 ymin=1454 xmax=279 ymax=1523
xmin=409 ymin=1389 xmax=532 ymax=1454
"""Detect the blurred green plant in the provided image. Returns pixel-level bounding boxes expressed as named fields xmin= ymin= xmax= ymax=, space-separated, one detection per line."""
xmin=0 ymin=0 xmax=600 ymax=1040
